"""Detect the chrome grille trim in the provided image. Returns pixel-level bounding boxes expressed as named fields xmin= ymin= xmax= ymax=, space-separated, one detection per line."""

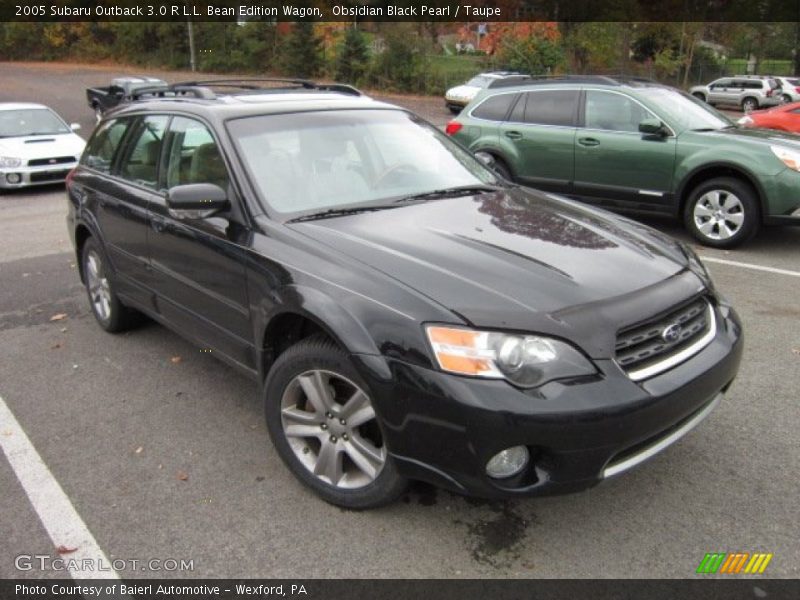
xmin=619 ymin=301 xmax=716 ymax=382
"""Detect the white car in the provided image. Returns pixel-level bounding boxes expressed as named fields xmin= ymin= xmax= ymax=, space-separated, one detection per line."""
xmin=774 ymin=76 xmax=800 ymax=104
xmin=444 ymin=71 xmax=524 ymax=113
xmin=0 ymin=103 xmax=85 ymax=192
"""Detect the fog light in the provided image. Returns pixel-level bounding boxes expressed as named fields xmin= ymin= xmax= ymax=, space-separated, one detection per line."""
xmin=485 ymin=446 xmax=530 ymax=479
xmin=6 ymin=173 xmax=21 ymax=184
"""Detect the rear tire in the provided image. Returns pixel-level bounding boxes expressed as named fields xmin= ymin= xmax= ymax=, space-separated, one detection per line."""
xmin=491 ymin=156 xmax=513 ymax=182
xmin=742 ymin=97 xmax=758 ymax=112
xmin=683 ymin=177 xmax=759 ymax=248
xmin=81 ymin=237 xmax=140 ymax=332
xmin=264 ymin=335 xmax=407 ymax=509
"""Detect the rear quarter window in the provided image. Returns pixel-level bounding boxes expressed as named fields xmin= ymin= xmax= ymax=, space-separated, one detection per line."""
xmin=471 ymin=93 xmax=518 ymax=122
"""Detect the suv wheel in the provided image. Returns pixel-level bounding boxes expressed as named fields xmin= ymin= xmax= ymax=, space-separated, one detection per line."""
xmin=491 ymin=157 xmax=513 ymax=181
xmin=684 ymin=177 xmax=759 ymax=248
xmin=264 ymin=335 xmax=407 ymax=509
xmin=741 ymin=97 xmax=758 ymax=112
xmin=81 ymin=237 xmax=139 ymax=332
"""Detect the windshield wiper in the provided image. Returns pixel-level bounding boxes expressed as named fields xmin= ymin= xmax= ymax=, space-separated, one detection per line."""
xmin=393 ymin=185 xmax=500 ymax=204
xmin=287 ymin=205 xmax=394 ymax=223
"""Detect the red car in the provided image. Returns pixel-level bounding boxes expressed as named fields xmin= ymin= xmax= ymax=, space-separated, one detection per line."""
xmin=738 ymin=102 xmax=800 ymax=133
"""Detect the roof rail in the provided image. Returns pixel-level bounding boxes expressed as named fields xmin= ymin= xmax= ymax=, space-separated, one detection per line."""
xmin=488 ymin=74 xmax=623 ymax=89
xmin=130 ymin=85 xmax=216 ymax=101
xmin=171 ymin=78 xmax=363 ymax=96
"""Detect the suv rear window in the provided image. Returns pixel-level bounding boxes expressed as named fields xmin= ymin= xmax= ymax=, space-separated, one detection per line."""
xmin=471 ymin=93 xmax=517 ymax=122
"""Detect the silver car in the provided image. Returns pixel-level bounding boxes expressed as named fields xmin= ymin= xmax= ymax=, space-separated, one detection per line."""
xmin=690 ymin=76 xmax=781 ymax=112
xmin=773 ymin=76 xmax=800 ymax=103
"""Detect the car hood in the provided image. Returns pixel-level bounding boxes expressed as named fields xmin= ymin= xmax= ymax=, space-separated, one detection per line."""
xmin=287 ymin=188 xmax=694 ymax=332
xmin=690 ymin=126 xmax=800 ymax=146
xmin=0 ymin=133 xmax=85 ymax=161
xmin=445 ymin=85 xmax=481 ymax=99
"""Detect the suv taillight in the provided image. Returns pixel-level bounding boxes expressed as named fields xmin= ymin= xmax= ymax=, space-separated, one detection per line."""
xmin=766 ymin=88 xmax=773 ymax=97
xmin=795 ymin=87 xmax=800 ymax=94
xmin=445 ymin=121 xmax=463 ymax=136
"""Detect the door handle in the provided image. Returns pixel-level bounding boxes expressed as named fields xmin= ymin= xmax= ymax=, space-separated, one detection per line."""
xmin=578 ymin=137 xmax=600 ymax=147
xmin=504 ymin=131 xmax=523 ymax=141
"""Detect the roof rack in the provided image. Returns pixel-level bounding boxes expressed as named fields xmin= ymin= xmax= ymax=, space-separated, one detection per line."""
xmin=487 ymin=74 xmax=661 ymax=89
xmin=129 ymin=78 xmax=363 ymax=103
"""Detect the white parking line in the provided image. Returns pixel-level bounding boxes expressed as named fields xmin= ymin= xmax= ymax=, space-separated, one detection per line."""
xmin=700 ymin=256 xmax=800 ymax=279
xmin=0 ymin=396 xmax=119 ymax=580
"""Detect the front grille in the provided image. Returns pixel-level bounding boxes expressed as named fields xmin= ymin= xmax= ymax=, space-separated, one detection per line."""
xmin=27 ymin=156 xmax=75 ymax=167
xmin=30 ymin=169 xmax=70 ymax=183
xmin=616 ymin=296 xmax=713 ymax=380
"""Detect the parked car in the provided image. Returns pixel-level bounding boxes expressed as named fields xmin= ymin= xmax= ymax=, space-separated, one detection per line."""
xmin=447 ymin=75 xmax=800 ymax=247
xmin=68 ymin=79 xmax=742 ymax=508
xmin=0 ymin=102 xmax=85 ymax=192
xmin=444 ymin=71 xmax=524 ymax=113
xmin=737 ymin=102 xmax=800 ymax=133
xmin=689 ymin=75 xmax=781 ymax=112
xmin=86 ymin=76 xmax=168 ymax=121
xmin=773 ymin=76 xmax=800 ymax=103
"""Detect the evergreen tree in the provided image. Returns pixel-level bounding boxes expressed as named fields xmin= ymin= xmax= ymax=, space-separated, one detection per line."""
xmin=281 ymin=22 xmax=324 ymax=78
xmin=335 ymin=26 xmax=369 ymax=84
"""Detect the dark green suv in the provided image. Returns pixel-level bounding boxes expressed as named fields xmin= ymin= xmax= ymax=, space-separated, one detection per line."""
xmin=446 ymin=76 xmax=800 ymax=247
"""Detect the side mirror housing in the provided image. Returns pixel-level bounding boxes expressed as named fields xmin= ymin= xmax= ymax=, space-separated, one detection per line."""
xmin=639 ymin=118 xmax=668 ymax=136
xmin=166 ymin=183 xmax=228 ymax=218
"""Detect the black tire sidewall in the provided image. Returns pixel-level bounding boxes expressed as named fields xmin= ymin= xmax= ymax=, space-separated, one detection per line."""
xmin=264 ymin=336 xmax=407 ymax=509
xmin=684 ymin=177 xmax=759 ymax=248
xmin=742 ymin=98 xmax=757 ymax=112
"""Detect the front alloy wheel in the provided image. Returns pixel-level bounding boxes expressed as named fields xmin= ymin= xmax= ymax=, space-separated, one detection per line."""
xmin=264 ymin=335 xmax=407 ymax=508
xmin=684 ymin=177 xmax=759 ymax=248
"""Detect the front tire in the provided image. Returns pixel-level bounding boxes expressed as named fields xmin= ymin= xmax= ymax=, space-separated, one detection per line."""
xmin=683 ymin=177 xmax=759 ymax=248
xmin=81 ymin=237 xmax=139 ymax=332
xmin=264 ymin=335 xmax=407 ymax=509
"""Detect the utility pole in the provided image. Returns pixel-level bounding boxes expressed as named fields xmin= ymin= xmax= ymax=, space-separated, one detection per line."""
xmin=187 ymin=19 xmax=197 ymax=72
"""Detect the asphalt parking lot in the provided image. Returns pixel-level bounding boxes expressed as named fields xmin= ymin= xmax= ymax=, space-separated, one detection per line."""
xmin=0 ymin=62 xmax=799 ymax=580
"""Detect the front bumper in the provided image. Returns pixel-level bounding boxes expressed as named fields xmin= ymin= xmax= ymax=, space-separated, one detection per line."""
xmin=0 ymin=162 xmax=76 ymax=189
xmin=355 ymin=303 xmax=742 ymax=498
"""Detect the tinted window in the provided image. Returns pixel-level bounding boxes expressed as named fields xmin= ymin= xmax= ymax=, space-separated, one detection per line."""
xmin=786 ymin=78 xmax=800 ymax=86
xmin=81 ymin=118 xmax=131 ymax=173
xmin=585 ymin=90 xmax=654 ymax=133
xmin=118 ymin=115 xmax=168 ymax=189
xmin=522 ymin=90 xmax=578 ymax=126
xmin=472 ymin=93 xmax=517 ymax=121
xmin=163 ymin=116 xmax=229 ymax=191
xmin=710 ymin=79 xmax=731 ymax=89
xmin=740 ymin=80 xmax=762 ymax=90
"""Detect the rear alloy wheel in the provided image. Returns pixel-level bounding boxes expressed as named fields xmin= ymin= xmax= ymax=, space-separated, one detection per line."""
xmin=81 ymin=237 xmax=139 ymax=332
xmin=742 ymin=97 xmax=758 ymax=112
xmin=684 ymin=177 xmax=759 ymax=248
xmin=264 ymin=336 xmax=407 ymax=509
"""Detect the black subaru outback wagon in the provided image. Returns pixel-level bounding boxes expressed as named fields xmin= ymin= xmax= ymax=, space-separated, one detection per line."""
xmin=67 ymin=79 xmax=742 ymax=508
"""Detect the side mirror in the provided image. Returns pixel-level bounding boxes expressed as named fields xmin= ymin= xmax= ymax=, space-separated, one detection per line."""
xmin=70 ymin=123 xmax=81 ymax=132
xmin=639 ymin=118 xmax=667 ymax=136
xmin=166 ymin=183 xmax=228 ymax=219
xmin=474 ymin=151 xmax=496 ymax=169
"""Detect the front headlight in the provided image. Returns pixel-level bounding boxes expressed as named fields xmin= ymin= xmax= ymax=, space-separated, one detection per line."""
xmin=0 ymin=156 xmax=22 ymax=168
xmin=425 ymin=325 xmax=595 ymax=388
xmin=770 ymin=145 xmax=800 ymax=172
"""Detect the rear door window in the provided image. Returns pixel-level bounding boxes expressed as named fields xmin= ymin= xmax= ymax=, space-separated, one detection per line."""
xmin=521 ymin=90 xmax=579 ymax=127
xmin=81 ymin=118 xmax=132 ymax=173
xmin=471 ymin=93 xmax=518 ymax=122
xmin=117 ymin=115 xmax=169 ymax=189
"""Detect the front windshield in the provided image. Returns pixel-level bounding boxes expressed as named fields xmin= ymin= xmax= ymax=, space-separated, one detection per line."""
xmin=638 ymin=88 xmax=733 ymax=131
xmin=0 ymin=109 xmax=71 ymax=137
xmin=228 ymin=109 xmax=499 ymax=217
xmin=466 ymin=76 xmax=492 ymax=88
